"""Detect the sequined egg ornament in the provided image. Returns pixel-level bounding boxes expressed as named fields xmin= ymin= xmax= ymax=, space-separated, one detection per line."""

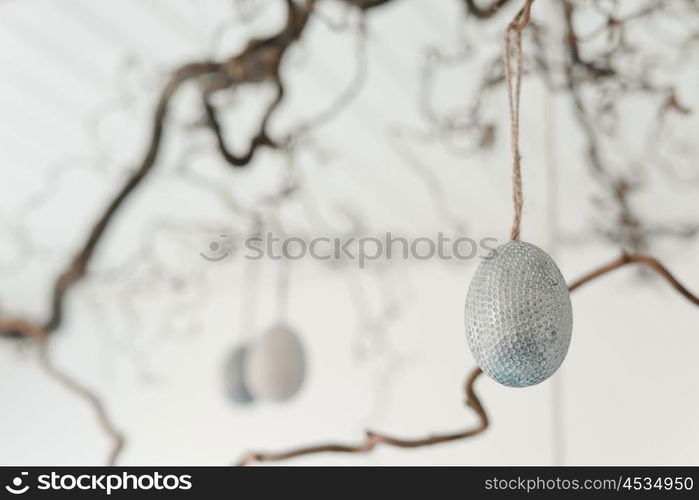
xmin=244 ymin=325 xmax=306 ymax=402
xmin=464 ymin=241 xmax=573 ymax=387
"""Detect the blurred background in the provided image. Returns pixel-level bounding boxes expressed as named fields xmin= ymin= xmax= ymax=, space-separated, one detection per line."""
xmin=0 ymin=0 xmax=698 ymax=465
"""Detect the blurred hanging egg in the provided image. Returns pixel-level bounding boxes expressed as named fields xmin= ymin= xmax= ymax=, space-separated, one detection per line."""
xmin=223 ymin=345 xmax=255 ymax=405
xmin=244 ymin=325 xmax=306 ymax=402
xmin=464 ymin=241 xmax=573 ymax=387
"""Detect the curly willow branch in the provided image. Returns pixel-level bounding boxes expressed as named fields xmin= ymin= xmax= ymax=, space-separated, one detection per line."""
xmin=0 ymin=0 xmax=318 ymax=465
xmin=464 ymin=0 xmax=512 ymax=19
xmin=568 ymin=253 xmax=699 ymax=305
xmin=236 ymin=251 xmax=699 ymax=465
xmin=0 ymin=63 xmax=215 ymax=467
xmin=38 ymin=340 xmax=125 ymax=466
xmin=237 ymin=367 xmax=488 ymax=466
xmin=0 ymin=323 xmax=125 ymax=464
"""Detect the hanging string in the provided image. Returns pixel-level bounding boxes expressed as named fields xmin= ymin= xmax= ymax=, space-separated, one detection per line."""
xmin=503 ymin=0 xmax=534 ymax=241
xmin=270 ymin=214 xmax=291 ymax=324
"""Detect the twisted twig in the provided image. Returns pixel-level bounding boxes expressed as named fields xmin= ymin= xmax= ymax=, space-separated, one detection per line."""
xmin=38 ymin=340 xmax=125 ymax=465
xmin=464 ymin=0 xmax=512 ymax=19
xmin=0 ymin=0 xmax=319 ymax=465
xmin=237 ymin=366 xmax=487 ymax=466
xmin=568 ymin=252 xmax=699 ymax=306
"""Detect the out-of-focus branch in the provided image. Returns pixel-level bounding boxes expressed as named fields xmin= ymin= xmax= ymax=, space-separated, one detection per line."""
xmin=0 ymin=62 xmax=219 ymax=465
xmin=562 ymin=1 xmax=615 ymax=80
xmin=45 ymin=62 xmax=222 ymax=334
xmin=202 ymin=78 xmax=281 ymax=167
xmin=0 ymin=0 xmax=319 ymax=466
xmin=0 ymin=61 xmax=221 ymax=340
xmin=464 ymin=0 xmax=512 ymax=19
xmin=0 ymin=318 xmax=45 ymax=340
xmin=341 ymin=0 xmax=396 ymax=10
xmin=0 ymin=0 xmax=317 ymax=340
xmin=237 ymin=366 xmax=487 ymax=466
xmin=38 ymin=340 xmax=125 ymax=465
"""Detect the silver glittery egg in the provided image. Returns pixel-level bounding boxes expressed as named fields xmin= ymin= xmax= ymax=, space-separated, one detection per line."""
xmin=244 ymin=325 xmax=306 ymax=402
xmin=223 ymin=345 xmax=255 ymax=405
xmin=464 ymin=241 xmax=573 ymax=387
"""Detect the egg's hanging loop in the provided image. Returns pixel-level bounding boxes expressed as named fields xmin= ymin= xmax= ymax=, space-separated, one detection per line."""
xmin=503 ymin=0 xmax=535 ymax=241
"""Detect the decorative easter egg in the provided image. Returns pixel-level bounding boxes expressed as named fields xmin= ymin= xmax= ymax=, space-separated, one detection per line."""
xmin=224 ymin=345 xmax=255 ymax=404
xmin=244 ymin=325 xmax=306 ymax=402
xmin=464 ymin=241 xmax=573 ymax=387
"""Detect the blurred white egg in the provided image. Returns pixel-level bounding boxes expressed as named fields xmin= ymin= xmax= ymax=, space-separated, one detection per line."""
xmin=464 ymin=241 xmax=573 ymax=387
xmin=244 ymin=325 xmax=306 ymax=402
xmin=223 ymin=345 xmax=255 ymax=405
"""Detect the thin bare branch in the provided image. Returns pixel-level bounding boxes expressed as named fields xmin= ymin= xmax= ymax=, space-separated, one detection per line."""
xmin=568 ymin=253 xmax=699 ymax=306
xmin=38 ymin=340 xmax=125 ymax=465
xmin=464 ymin=0 xmax=512 ymax=19
xmin=237 ymin=366 xmax=487 ymax=465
